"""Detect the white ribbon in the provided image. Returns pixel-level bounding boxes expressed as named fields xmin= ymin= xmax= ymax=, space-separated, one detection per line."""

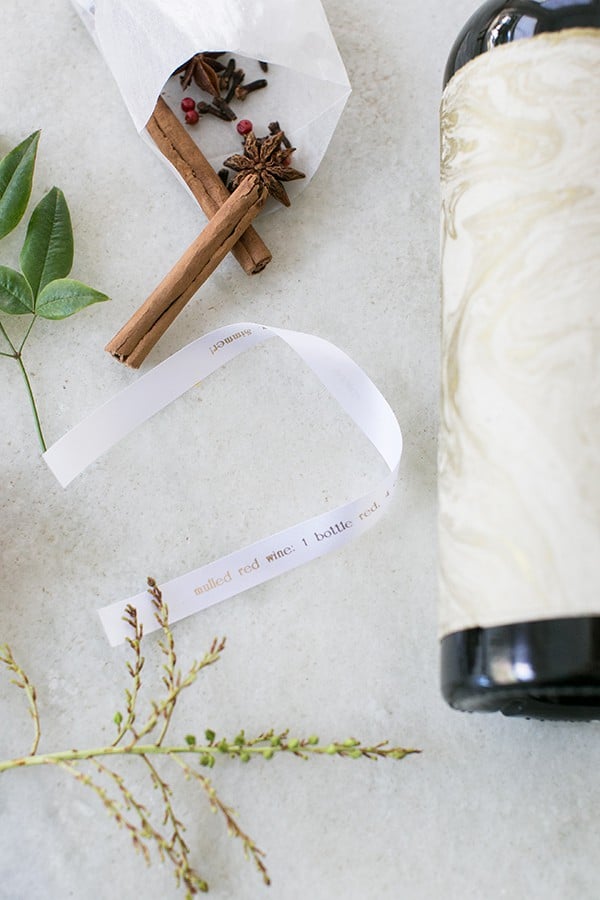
xmin=43 ymin=323 xmax=402 ymax=645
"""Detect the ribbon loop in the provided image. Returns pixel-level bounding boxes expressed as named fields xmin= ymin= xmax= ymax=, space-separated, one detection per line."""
xmin=43 ymin=323 xmax=402 ymax=645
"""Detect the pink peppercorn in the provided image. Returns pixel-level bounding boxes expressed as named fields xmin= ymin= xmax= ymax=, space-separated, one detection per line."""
xmin=236 ymin=119 xmax=253 ymax=136
xmin=181 ymin=97 xmax=196 ymax=112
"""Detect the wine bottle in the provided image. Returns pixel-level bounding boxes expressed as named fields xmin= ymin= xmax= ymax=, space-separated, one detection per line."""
xmin=439 ymin=1 xmax=600 ymax=719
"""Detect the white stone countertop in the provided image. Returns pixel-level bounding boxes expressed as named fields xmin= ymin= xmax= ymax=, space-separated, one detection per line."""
xmin=1 ymin=2 xmax=599 ymax=899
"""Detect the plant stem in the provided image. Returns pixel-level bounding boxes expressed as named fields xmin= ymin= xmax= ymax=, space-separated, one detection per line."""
xmin=0 ymin=741 xmax=419 ymax=774
xmin=0 ymin=317 xmax=47 ymax=451
xmin=14 ymin=352 xmax=47 ymax=452
xmin=19 ymin=316 xmax=36 ymax=354
xmin=0 ymin=320 xmax=16 ymax=354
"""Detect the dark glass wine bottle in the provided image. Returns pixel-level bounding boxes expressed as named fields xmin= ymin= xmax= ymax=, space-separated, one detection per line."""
xmin=439 ymin=1 xmax=600 ymax=720
xmin=444 ymin=0 xmax=600 ymax=85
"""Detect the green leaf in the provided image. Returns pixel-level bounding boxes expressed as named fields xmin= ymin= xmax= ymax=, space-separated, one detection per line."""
xmin=0 ymin=132 xmax=40 ymax=240
xmin=35 ymin=278 xmax=109 ymax=320
xmin=20 ymin=187 xmax=74 ymax=298
xmin=0 ymin=265 xmax=34 ymax=315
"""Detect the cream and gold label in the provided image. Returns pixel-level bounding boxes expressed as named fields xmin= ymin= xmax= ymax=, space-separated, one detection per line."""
xmin=439 ymin=30 xmax=600 ymax=636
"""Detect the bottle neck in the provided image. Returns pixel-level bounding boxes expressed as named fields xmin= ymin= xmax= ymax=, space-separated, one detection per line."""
xmin=445 ymin=0 xmax=600 ymax=85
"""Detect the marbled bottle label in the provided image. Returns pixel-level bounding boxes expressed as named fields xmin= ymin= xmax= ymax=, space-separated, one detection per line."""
xmin=439 ymin=29 xmax=600 ymax=636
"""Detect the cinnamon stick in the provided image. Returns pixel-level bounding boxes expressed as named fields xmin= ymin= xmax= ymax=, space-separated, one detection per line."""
xmin=105 ymin=175 xmax=265 ymax=368
xmin=147 ymin=97 xmax=271 ymax=275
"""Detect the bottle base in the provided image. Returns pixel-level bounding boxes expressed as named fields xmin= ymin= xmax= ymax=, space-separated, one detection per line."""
xmin=441 ymin=617 xmax=600 ymax=721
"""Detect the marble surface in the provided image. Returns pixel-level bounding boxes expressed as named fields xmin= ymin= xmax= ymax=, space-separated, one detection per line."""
xmin=0 ymin=2 xmax=598 ymax=899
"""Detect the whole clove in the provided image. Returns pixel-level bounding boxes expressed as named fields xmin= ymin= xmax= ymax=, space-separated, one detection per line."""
xmin=225 ymin=69 xmax=245 ymax=104
xmin=202 ymin=57 xmax=226 ymax=73
xmin=212 ymin=96 xmax=237 ymax=121
xmin=197 ymin=101 xmax=231 ymax=121
xmin=235 ymin=79 xmax=268 ymax=101
xmin=268 ymin=121 xmax=292 ymax=149
xmin=219 ymin=58 xmax=236 ymax=93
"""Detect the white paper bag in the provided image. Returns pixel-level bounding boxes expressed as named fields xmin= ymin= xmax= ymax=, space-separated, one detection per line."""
xmin=71 ymin=0 xmax=351 ymax=196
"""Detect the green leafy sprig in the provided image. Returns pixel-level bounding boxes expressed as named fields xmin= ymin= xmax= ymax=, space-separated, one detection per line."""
xmin=0 ymin=131 xmax=109 ymax=450
xmin=0 ymin=579 xmax=419 ymax=895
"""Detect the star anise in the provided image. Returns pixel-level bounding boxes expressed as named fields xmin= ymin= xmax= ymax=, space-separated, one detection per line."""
xmin=223 ymin=132 xmax=305 ymax=207
xmin=174 ymin=53 xmax=222 ymax=96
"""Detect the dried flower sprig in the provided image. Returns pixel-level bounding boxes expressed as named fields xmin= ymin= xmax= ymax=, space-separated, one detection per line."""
xmin=0 ymin=643 xmax=41 ymax=755
xmin=0 ymin=579 xmax=419 ymax=894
